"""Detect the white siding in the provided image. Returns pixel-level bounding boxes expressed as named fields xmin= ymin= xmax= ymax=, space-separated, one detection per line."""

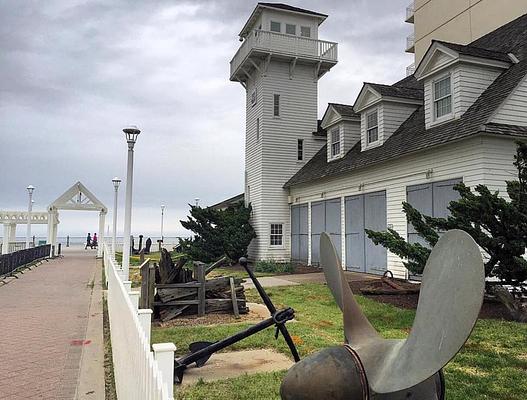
xmin=247 ymin=60 xmax=324 ymax=261
xmin=424 ymin=64 xmax=501 ymax=128
xmin=481 ymin=135 xmax=517 ymax=196
xmin=290 ymin=137 xmax=489 ymax=278
xmin=342 ymin=121 xmax=361 ymax=155
xmin=491 ymin=75 xmax=527 ymax=126
xmin=260 ymin=9 xmax=319 ymax=39
xmin=360 ymin=102 xmax=418 ymax=150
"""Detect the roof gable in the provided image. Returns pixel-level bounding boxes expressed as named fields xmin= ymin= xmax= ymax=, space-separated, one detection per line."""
xmin=353 ymin=85 xmax=382 ymax=112
xmin=415 ymin=41 xmax=512 ymax=80
xmin=49 ymin=181 xmax=107 ymax=212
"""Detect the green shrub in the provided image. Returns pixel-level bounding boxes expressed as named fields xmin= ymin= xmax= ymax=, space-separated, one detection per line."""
xmin=254 ymin=260 xmax=294 ymax=274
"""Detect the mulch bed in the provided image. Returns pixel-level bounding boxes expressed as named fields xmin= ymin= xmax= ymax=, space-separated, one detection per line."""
xmin=348 ymin=280 xmax=514 ymax=321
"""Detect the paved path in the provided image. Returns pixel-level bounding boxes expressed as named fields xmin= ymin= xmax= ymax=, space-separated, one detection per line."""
xmin=243 ymin=271 xmax=378 ymax=289
xmin=0 ymin=248 xmax=103 ymax=400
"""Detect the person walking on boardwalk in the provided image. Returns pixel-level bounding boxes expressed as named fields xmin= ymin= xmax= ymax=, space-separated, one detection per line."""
xmin=85 ymin=233 xmax=91 ymax=250
xmin=91 ymin=233 xmax=98 ymax=249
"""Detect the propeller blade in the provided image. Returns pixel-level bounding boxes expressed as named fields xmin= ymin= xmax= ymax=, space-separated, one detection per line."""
xmin=189 ymin=341 xmax=215 ymax=367
xmin=320 ymin=232 xmax=379 ymax=344
xmin=365 ymin=230 xmax=485 ymax=394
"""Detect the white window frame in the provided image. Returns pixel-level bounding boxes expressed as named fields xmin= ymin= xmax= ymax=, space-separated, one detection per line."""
xmin=366 ymin=109 xmax=379 ymax=145
xmin=432 ymin=73 xmax=453 ymax=122
xmin=270 ymin=223 xmax=284 ymax=247
xmin=273 ymin=94 xmax=280 ymax=117
xmin=300 ymin=26 xmax=311 ymax=38
xmin=330 ymin=127 xmax=341 ymax=158
xmin=286 ymin=23 xmax=296 ymax=35
xmin=270 ymin=21 xmax=281 ymax=33
xmin=297 ymin=138 xmax=304 ymax=161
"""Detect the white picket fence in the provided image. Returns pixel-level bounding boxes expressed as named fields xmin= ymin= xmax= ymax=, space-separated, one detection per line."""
xmin=104 ymin=242 xmax=176 ymax=400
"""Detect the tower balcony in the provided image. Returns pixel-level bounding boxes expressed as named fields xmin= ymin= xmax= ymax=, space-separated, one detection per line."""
xmin=406 ymin=32 xmax=415 ymax=53
xmin=230 ymin=30 xmax=338 ymax=82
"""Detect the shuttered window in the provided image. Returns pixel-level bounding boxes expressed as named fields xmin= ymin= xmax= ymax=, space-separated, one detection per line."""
xmin=297 ymin=139 xmax=304 ymax=161
xmin=273 ymin=94 xmax=280 ymax=116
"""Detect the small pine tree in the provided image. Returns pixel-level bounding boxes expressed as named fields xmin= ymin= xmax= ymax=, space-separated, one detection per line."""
xmin=179 ymin=202 xmax=256 ymax=263
xmin=365 ymin=142 xmax=527 ymax=319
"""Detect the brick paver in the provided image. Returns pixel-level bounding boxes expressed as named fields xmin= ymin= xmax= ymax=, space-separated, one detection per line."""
xmin=0 ymin=248 xmax=98 ymax=399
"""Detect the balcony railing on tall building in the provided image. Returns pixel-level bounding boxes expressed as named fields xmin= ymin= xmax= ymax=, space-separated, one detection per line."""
xmin=406 ymin=1 xmax=415 ymax=23
xmin=406 ymin=62 xmax=416 ymax=76
xmin=406 ymin=32 xmax=415 ymax=53
xmin=230 ymin=29 xmax=338 ymax=81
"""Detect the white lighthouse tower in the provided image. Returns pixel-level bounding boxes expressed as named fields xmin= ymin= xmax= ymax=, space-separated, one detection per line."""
xmin=230 ymin=3 xmax=338 ymax=261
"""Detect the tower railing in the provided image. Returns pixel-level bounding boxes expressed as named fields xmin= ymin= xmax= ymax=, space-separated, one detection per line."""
xmin=230 ymin=29 xmax=338 ymax=78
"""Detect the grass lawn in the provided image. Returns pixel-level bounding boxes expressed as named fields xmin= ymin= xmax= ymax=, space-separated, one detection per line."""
xmin=151 ymin=283 xmax=527 ymax=400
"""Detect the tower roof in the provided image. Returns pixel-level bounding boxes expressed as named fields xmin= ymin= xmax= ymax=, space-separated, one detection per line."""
xmin=239 ymin=2 xmax=328 ymax=38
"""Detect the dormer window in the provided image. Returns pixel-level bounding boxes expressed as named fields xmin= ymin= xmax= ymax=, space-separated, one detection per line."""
xmin=270 ymin=21 xmax=281 ymax=33
xmin=331 ymin=128 xmax=341 ymax=157
xmin=433 ymin=75 xmax=452 ymax=119
xmin=366 ymin=110 xmax=379 ymax=144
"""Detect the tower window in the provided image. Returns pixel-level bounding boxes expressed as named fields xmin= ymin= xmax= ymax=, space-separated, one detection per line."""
xmin=331 ymin=128 xmax=340 ymax=157
xmin=270 ymin=21 xmax=281 ymax=33
xmin=270 ymin=224 xmax=283 ymax=246
xmin=286 ymin=24 xmax=296 ymax=35
xmin=297 ymin=139 xmax=304 ymax=161
xmin=273 ymin=94 xmax=280 ymax=116
xmin=434 ymin=75 xmax=452 ymax=119
xmin=256 ymin=118 xmax=260 ymax=141
xmin=300 ymin=26 xmax=311 ymax=38
xmin=366 ymin=110 xmax=379 ymax=144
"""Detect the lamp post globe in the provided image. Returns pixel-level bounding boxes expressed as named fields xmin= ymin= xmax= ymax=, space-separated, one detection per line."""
xmin=26 ymin=185 xmax=35 ymax=249
xmin=121 ymin=125 xmax=141 ymax=278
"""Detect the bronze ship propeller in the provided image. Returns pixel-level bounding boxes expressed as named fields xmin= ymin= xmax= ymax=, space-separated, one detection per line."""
xmin=281 ymin=229 xmax=485 ymax=399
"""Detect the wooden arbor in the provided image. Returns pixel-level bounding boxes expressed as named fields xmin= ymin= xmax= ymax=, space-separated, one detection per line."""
xmin=47 ymin=181 xmax=107 ymax=257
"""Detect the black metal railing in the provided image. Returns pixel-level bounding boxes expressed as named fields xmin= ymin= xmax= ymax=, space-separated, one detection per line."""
xmin=0 ymin=244 xmax=51 ymax=278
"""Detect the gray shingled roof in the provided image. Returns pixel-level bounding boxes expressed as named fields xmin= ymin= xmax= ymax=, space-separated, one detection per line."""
xmin=364 ymin=82 xmax=424 ymax=101
xmin=284 ymin=14 xmax=527 ymax=188
xmin=433 ymin=40 xmax=513 ymax=63
xmin=258 ymin=3 xmax=327 ymax=18
xmin=327 ymin=103 xmax=360 ymax=118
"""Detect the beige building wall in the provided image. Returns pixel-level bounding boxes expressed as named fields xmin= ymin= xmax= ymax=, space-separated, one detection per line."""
xmin=409 ymin=0 xmax=527 ymax=64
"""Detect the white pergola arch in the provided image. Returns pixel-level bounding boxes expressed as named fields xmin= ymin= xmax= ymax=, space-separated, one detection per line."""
xmin=48 ymin=181 xmax=107 ymax=257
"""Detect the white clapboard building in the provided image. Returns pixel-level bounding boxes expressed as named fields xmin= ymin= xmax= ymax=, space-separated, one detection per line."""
xmin=220 ymin=2 xmax=527 ymax=278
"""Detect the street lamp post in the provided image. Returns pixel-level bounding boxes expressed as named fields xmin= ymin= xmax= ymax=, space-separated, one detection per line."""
xmin=160 ymin=205 xmax=165 ymax=242
xmin=26 ymin=185 xmax=35 ymax=249
xmin=112 ymin=177 xmax=121 ymax=257
xmin=121 ymin=126 xmax=141 ymax=279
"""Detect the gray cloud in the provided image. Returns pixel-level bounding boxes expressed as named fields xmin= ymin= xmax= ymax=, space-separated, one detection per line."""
xmin=0 ymin=0 xmax=412 ymax=236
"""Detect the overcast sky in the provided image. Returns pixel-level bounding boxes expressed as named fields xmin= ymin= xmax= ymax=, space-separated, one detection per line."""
xmin=0 ymin=0 xmax=413 ymax=238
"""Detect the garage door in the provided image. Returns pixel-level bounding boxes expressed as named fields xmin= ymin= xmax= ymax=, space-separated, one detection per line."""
xmin=345 ymin=191 xmax=387 ymax=274
xmin=407 ymin=178 xmax=461 ymax=246
xmin=291 ymin=204 xmax=308 ymax=263
xmin=311 ymin=199 xmax=341 ymax=264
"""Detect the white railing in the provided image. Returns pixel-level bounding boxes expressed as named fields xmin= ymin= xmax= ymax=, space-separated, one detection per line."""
xmin=230 ymin=29 xmax=338 ymax=78
xmin=406 ymin=33 xmax=415 ymax=51
xmin=104 ymin=242 xmax=175 ymax=400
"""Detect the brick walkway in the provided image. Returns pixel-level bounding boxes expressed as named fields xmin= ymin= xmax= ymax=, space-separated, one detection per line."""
xmin=0 ymin=248 xmax=99 ymax=399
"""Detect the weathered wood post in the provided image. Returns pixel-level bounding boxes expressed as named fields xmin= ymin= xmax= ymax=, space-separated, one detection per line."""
xmin=197 ymin=263 xmax=206 ymax=316
xmin=230 ymin=277 xmax=240 ymax=319
xmin=140 ymin=259 xmax=151 ymax=309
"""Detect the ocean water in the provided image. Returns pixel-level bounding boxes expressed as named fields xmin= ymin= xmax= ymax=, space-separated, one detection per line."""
xmin=7 ymin=236 xmax=189 ymax=246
